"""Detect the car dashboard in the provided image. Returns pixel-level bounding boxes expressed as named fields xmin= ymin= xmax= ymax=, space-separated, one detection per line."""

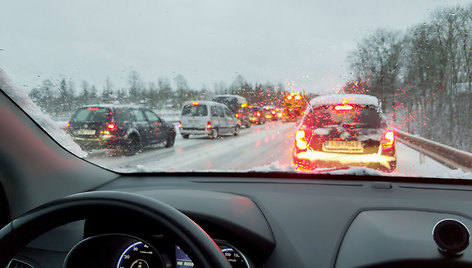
xmin=11 ymin=174 xmax=472 ymax=268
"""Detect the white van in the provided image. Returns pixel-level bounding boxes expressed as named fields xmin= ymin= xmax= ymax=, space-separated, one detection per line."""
xmin=179 ymin=101 xmax=240 ymax=139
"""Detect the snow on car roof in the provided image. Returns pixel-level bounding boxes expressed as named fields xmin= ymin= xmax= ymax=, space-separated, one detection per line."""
xmin=310 ymin=94 xmax=380 ymax=107
xmin=183 ymin=100 xmax=227 ymax=106
xmin=81 ymin=104 xmax=144 ymax=109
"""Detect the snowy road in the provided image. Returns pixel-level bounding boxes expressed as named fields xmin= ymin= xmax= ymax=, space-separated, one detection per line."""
xmin=88 ymin=121 xmax=461 ymax=177
xmin=88 ymin=122 xmax=296 ymax=172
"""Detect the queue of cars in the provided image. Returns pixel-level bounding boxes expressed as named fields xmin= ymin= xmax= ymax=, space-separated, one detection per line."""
xmin=65 ymin=95 xmax=261 ymax=155
xmin=65 ymin=93 xmax=396 ymax=173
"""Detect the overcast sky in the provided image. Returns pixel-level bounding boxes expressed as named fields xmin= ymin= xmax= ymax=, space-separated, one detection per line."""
xmin=1 ymin=0 xmax=470 ymax=94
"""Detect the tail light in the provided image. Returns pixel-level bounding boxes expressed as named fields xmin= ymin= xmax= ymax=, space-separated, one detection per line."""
xmin=206 ymin=121 xmax=212 ymax=129
xmin=235 ymin=113 xmax=240 ymax=117
xmin=66 ymin=122 xmax=70 ymax=128
xmin=295 ymin=130 xmax=307 ymax=150
xmin=178 ymin=122 xmax=182 ymax=128
xmin=256 ymin=112 xmax=261 ymax=117
xmin=381 ymin=131 xmax=395 ymax=151
xmin=107 ymin=123 xmax=116 ymax=130
xmin=334 ymin=104 xmax=353 ymax=111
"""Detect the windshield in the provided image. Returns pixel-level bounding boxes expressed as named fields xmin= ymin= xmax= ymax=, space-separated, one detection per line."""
xmin=2 ymin=0 xmax=472 ymax=178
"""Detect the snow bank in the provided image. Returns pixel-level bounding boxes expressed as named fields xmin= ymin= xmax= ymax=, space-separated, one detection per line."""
xmin=0 ymin=68 xmax=87 ymax=157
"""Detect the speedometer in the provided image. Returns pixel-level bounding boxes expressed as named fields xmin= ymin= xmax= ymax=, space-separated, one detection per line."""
xmin=218 ymin=242 xmax=250 ymax=268
xmin=175 ymin=241 xmax=251 ymax=268
xmin=65 ymin=234 xmax=165 ymax=268
xmin=117 ymin=240 xmax=162 ymax=268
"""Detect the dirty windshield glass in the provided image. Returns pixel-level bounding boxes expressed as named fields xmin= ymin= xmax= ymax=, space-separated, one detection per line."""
xmin=1 ymin=0 xmax=472 ymax=178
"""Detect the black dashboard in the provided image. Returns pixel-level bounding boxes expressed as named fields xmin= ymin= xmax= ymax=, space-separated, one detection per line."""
xmin=12 ymin=174 xmax=472 ymax=268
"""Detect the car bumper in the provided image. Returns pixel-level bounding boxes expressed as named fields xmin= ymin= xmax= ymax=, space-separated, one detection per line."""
xmin=293 ymin=149 xmax=396 ymax=171
xmin=180 ymin=128 xmax=211 ymax=135
xmin=250 ymin=117 xmax=262 ymax=123
xmin=72 ymin=136 xmax=124 ymax=151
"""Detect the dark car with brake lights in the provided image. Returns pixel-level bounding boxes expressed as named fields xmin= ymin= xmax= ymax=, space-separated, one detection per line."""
xmin=248 ymin=106 xmax=266 ymax=125
xmin=292 ymin=94 xmax=397 ymax=172
xmin=66 ymin=105 xmax=176 ymax=155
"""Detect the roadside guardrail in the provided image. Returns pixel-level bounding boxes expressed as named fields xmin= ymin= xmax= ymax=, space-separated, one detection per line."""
xmin=396 ymin=129 xmax=472 ymax=172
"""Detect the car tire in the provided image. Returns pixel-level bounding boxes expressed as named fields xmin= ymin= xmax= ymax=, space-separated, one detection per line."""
xmin=209 ymin=129 xmax=219 ymax=139
xmin=386 ymin=161 xmax=397 ymax=173
xmin=182 ymin=134 xmax=190 ymax=139
xmin=165 ymin=135 xmax=175 ymax=147
xmin=233 ymin=125 xmax=240 ymax=136
xmin=123 ymin=135 xmax=139 ymax=156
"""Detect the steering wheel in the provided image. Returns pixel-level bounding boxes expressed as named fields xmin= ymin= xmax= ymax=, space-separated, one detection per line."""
xmin=0 ymin=191 xmax=232 ymax=268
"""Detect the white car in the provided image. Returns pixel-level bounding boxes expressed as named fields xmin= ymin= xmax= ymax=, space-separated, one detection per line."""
xmin=179 ymin=101 xmax=240 ymax=139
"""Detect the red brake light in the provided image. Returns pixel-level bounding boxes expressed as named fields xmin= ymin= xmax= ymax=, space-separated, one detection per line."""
xmin=295 ymin=130 xmax=307 ymax=150
xmin=334 ymin=104 xmax=353 ymax=111
xmin=66 ymin=123 xmax=70 ymax=128
xmin=107 ymin=123 xmax=115 ymax=130
xmin=235 ymin=113 xmax=240 ymax=117
xmin=87 ymin=107 xmax=99 ymax=111
xmin=206 ymin=121 xmax=212 ymax=129
xmin=178 ymin=122 xmax=182 ymax=128
xmin=381 ymin=131 xmax=395 ymax=151
xmin=256 ymin=112 xmax=261 ymax=117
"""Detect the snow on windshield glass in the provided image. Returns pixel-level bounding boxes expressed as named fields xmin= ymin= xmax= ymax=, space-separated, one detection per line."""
xmin=1 ymin=0 xmax=472 ymax=178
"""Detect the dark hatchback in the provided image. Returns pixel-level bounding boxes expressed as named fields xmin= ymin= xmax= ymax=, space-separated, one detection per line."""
xmin=66 ymin=105 xmax=176 ymax=155
xmin=248 ymin=106 xmax=266 ymax=125
xmin=293 ymin=94 xmax=397 ymax=172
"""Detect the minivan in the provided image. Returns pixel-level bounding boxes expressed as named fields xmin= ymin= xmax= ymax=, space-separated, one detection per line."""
xmin=179 ymin=101 xmax=240 ymax=139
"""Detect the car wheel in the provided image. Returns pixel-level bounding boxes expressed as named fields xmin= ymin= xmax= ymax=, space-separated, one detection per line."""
xmin=386 ymin=161 xmax=397 ymax=173
xmin=234 ymin=125 xmax=240 ymax=136
xmin=182 ymin=134 xmax=190 ymax=139
xmin=165 ymin=135 xmax=175 ymax=147
xmin=123 ymin=135 xmax=139 ymax=156
xmin=209 ymin=129 xmax=219 ymax=139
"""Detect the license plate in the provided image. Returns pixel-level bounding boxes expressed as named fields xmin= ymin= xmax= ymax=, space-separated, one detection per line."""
xmin=324 ymin=140 xmax=362 ymax=151
xmin=75 ymin=129 xmax=96 ymax=135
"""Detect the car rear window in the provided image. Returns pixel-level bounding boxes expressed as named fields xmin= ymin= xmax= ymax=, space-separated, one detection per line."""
xmin=71 ymin=107 xmax=110 ymax=123
xmin=308 ymin=105 xmax=381 ymax=128
xmin=114 ymin=108 xmax=134 ymax=122
xmin=182 ymin=104 xmax=208 ymax=116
